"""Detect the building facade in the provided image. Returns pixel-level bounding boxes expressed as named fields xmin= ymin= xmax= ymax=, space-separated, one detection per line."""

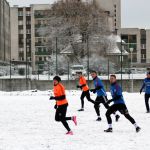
xmin=0 ymin=0 xmax=11 ymax=63
xmin=95 ymin=0 xmax=121 ymax=32
xmin=10 ymin=4 xmax=51 ymax=72
xmin=119 ymin=28 xmax=150 ymax=67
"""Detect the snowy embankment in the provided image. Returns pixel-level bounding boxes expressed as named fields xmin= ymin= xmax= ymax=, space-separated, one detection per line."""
xmin=0 ymin=90 xmax=150 ymax=150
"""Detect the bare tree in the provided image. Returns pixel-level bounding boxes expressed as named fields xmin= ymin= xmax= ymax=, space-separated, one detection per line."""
xmin=38 ymin=0 xmax=116 ymax=72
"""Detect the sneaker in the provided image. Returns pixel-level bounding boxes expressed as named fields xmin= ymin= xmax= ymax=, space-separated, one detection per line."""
xmin=115 ymin=115 xmax=120 ymax=122
xmin=66 ymin=131 xmax=73 ymax=135
xmin=136 ymin=126 xmax=141 ymax=133
xmin=104 ymin=128 xmax=113 ymax=132
xmin=78 ymin=108 xmax=84 ymax=111
xmin=96 ymin=117 xmax=102 ymax=121
xmin=72 ymin=116 xmax=77 ymax=126
xmin=146 ymin=111 xmax=150 ymax=113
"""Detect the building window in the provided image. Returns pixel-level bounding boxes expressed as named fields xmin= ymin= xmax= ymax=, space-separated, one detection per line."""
xmin=18 ymin=20 xmax=23 ymax=25
xmin=19 ymin=48 xmax=23 ymax=52
xmin=26 ymin=11 xmax=31 ymax=16
xmin=44 ymin=57 xmax=47 ymax=61
xmin=142 ymin=54 xmax=146 ymax=59
xmin=39 ymin=57 xmax=42 ymax=61
xmin=141 ymin=44 xmax=146 ymax=49
xmin=18 ymin=11 xmax=23 ymax=16
xmin=26 ymin=20 xmax=31 ymax=25
xmin=27 ymin=29 xmax=31 ymax=34
xmin=26 ymin=47 xmax=30 ymax=52
xmin=19 ymin=29 xmax=23 ymax=34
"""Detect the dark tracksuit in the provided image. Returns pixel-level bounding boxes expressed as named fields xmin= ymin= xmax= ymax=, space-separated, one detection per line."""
xmin=53 ymin=83 xmax=72 ymax=132
xmin=78 ymin=76 xmax=95 ymax=109
xmin=106 ymin=82 xmax=136 ymax=125
xmin=92 ymin=77 xmax=109 ymax=116
xmin=80 ymin=90 xmax=95 ymax=108
xmin=140 ymin=78 xmax=150 ymax=112
xmin=55 ymin=104 xmax=72 ymax=132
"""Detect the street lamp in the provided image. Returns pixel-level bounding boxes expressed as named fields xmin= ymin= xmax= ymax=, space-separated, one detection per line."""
xmin=56 ymin=37 xmax=58 ymax=75
xmin=87 ymin=35 xmax=89 ymax=82
xmin=120 ymin=35 xmax=123 ymax=87
xmin=130 ymin=47 xmax=134 ymax=92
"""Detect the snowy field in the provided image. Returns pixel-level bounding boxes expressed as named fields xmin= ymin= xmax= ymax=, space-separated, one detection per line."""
xmin=0 ymin=90 xmax=150 ymax=150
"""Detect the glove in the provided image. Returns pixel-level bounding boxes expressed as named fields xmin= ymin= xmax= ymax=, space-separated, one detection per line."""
xmin=90 ymin=89 xmax=96 ymax=93
xmin=77 ymin=85 xmax=82 ymax=89
xmin=107 ymin=99 xmax=113 ymax=104
xmin=54 ymin=104 xmax=57 ymax=109
xmin=140 ymin=89 xmax=142 ymax=94
xmin=49 ymin=96 xmax=55 ymax=100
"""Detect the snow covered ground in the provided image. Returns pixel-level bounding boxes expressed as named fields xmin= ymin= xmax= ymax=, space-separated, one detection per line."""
xmin=0 ymin=90 xmax=150 ymax=150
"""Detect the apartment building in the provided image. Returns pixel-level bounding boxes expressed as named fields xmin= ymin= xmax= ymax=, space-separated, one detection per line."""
xmin=119 ymin=28 xmax=150 ymax=67
xmin=0 ymin=0 xmax=11 ymax=63
xmin=10 ymin=4 xmax=51 ymax=72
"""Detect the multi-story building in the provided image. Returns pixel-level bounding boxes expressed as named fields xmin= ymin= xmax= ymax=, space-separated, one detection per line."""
xmin=95 ymin=0 xmax=121 ymax=31
xmin=10 ymin=4 xmax=51 ymax=72
xmin=0 ymin=0 xmax=11 ymax=63
xmin=11 ymin=5 xmax=32 ymax=63
xmin=119 ymin=28 xmax=150 ymax=67
xmin=31 ymin=4 xmax=51 ymax=73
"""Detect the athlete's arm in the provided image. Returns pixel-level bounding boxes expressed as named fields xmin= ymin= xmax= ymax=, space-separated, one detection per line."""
xmin=140 ymin=82 xmax=145 ymax=93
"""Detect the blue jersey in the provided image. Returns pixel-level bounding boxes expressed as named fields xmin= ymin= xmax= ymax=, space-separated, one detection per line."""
xmin=110 ymin=83 xmax=125 ymax=104
xmin=141 ymin=78 xmax=150 ymax=94
xmin=93 ymin=77 xmax=107 ymax=97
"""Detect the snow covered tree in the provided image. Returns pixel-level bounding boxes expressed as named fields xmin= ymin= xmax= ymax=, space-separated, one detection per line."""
xmin=38 ymin=0 xmax=117 ymax=72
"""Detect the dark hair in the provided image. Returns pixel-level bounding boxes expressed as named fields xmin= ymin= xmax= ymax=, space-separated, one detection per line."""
xmin=90 ymin=70 xmax=97 ymax=74
xmin=53 ymin=76 xmax=61 ymax=82
xmin=76 ymin=72 xmax=82 ymax=75
xmin=110 ymin=74 xmax=116 ymax=79
xmin=147 ymin=71 xmax=150 ymax=75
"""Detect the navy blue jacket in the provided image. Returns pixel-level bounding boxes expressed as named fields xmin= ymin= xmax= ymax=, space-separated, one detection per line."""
xmin=93 ymin=76 xmax=107 ymax=97
xmin=141 ymin=78 xmax=150 ymax=94
xmin=110 ymin=82 xmax=125 ymax=104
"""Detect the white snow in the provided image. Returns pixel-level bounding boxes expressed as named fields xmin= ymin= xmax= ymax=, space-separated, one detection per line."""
xmin=0 ymin=90 xmax=150 ymax=150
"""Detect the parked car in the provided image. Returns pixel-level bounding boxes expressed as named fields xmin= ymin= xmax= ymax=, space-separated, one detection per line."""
xmin=70 ymin=65 xmax=87 ymax=78
xmin=0 ymin=70 xmax=7 ymax=76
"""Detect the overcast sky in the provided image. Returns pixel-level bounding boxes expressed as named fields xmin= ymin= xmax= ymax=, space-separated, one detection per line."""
xmin=7 ymin=0 xmax=150 ymax=29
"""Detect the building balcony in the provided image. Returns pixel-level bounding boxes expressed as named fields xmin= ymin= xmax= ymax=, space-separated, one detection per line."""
xmin=35 ymin=42 xmax=46 ymax=46
xmin=36 ymin=61 xmax=45 ymax=64
xmin=35 ymin=51 xmax=49 ymax=55
xmin=34 ymin=14 xmax=47 ymax=19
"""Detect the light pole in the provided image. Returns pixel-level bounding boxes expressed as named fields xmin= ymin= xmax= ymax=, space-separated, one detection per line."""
xmin=120 ymin=35 xmax=123 ymax=87
xmin=56 ymin=37 xmax=58 ymax=75
xmin=87 ymin=35 xmax=89 ymax=82
xmin=26 ymin=38 xmax=28 ymax=90
xmin=130 ymin=47 xmax=134 ymax=92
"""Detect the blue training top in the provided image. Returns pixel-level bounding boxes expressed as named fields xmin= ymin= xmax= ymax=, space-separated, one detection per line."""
xmin=110 ymin=82 xmax=125 ymax=104
xmin=93 ymin=77 xmax=107 ymax=97
xmin=141 ymin=78 xmax=150 ymax=94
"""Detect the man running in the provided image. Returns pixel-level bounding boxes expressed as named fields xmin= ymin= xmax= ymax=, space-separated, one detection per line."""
xmin=76 ymin=72 xmax=95 ymax=111
xmin=50 ymin=76 xmax=77 ymax=135
xmin=140 ymin=71 xmax=150 ymax=113
xmin=90 ymin=71 xmax=120 ymax=121
xmin=104 ymin=74 xmax=141 ymax=132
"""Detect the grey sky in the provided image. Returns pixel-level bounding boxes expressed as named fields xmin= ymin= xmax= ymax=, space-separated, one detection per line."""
xmin=7 ymin=0 xmax=150 ymax=29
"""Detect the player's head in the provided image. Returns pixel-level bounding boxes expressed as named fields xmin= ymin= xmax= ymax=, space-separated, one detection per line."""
xmin=110 ymin=74 xmax=117 ymax=84
xmin=147 ymin=71 xmax=150 ymax=78
xmin=90 ymin=70 xmax=97 ymax=79
xmin=76 ymin=72 xmax=82 ymax=78
xmin=53 ymin=76 xmax=61 ymax=85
